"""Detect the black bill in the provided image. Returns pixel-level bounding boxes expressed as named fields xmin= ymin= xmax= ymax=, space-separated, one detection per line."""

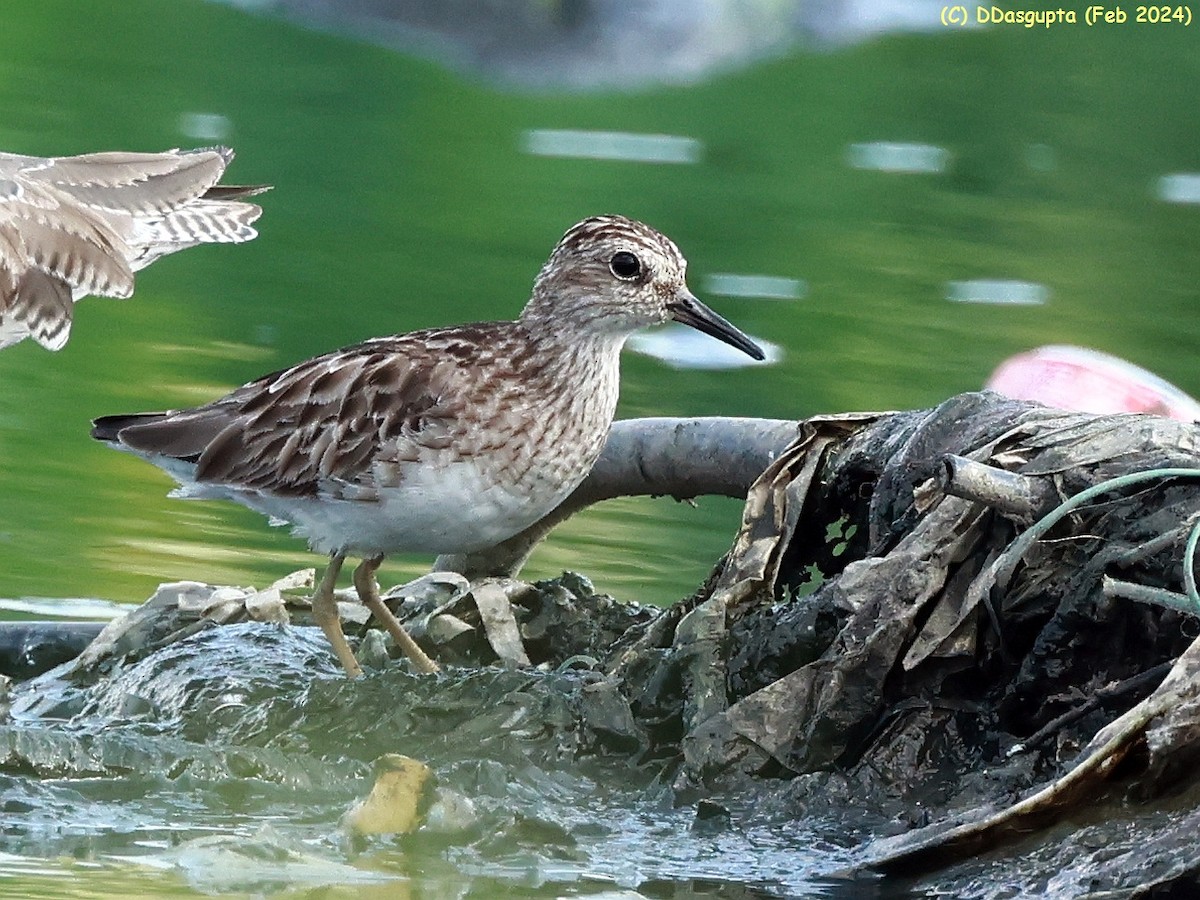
xmin=667 ymin=290 xmax=765 ymax=361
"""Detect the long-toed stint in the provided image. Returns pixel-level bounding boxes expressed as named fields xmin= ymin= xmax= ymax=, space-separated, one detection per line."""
xmin=91 ymin=215 xmax=764 ymax=677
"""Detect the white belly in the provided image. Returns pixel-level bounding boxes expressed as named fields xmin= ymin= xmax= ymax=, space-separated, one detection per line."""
xmin=173 ymin=457 xmax=582 ymax=557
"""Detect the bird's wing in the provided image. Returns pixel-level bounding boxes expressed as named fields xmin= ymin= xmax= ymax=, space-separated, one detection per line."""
xmin=11 ymin=148 xmax=232 ymax=216
xmin=0 ymin=155 xmax=134 ymax=349
xmin=0 ymin=147 xmax=268 ymax=350
xmin=10 ymin=147 xmax=267 ymax=266
xmin=103 ymin=329 xmax=502 ymax=500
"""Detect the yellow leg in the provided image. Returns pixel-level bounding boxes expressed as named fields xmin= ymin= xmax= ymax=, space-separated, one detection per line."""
xmin=311 ymin=553 xmax=364 ymax=678
xmin=353 ymin=556 xmax=441 ymax=674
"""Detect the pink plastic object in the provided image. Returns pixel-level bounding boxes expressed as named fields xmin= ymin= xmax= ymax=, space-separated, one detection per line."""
xmin=985 ymin=345 xmax=1200 ymax=422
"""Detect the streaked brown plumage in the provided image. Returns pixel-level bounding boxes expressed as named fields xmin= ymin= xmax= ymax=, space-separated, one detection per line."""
xmin=0 ymin=146 xmax=267 ymax=351
xmin=92 ymin=215 xmax=765 ymax=677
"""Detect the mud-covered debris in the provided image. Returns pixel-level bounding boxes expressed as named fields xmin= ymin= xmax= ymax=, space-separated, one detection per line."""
xmin=53 ymin=571 xmax=320 ymax=681
xmin=369 ymin=570 xmax=655 ymax=670
xmin=7 ymin=394 xmax=1200 ymax=895
xmin=334 ymin=597 xmax=371 ymax=626
xmin=472 ymin=579 xmax=532 ymax=667
xmin=660 ymin=393 xmax=1200 ymax=880
xmin=383 ymin=571 xmax=471 ymax=610
xmin=0 ymin=622 xmax=106 ymax=680
xmin=426 ymin=613 xmax=473 ymax=646
xmin=244 ymin=586 xmax=288 ymax=624
xmin=865 ymin=627 xmax=1200 ymax=875
xmin=576 ymin=678 xmax=645 ymax=753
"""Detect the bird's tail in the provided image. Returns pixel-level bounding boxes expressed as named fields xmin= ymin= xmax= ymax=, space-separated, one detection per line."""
xmin=90 ymin=412 xmax=171 ymax=443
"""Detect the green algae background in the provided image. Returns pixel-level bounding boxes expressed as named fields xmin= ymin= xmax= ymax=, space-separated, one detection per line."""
xmin=0 ymin=0 xmax=1197 ymax=609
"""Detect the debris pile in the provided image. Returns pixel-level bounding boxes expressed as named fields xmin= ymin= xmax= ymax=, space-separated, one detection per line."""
xmin=5 ymin=393 xmax=1200 ymax=894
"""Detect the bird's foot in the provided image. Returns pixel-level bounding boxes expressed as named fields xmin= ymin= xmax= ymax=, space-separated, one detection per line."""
xmin=353 ymin=556 xmax=441 ymax=674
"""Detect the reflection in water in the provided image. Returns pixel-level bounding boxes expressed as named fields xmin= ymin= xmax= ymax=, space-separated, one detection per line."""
xmin=846 ymin=141 xmax=949 ymax=174
xmin=1024 ymin=142 xmax=1057 ymax=172
xmin=705 ymin=273 xmax=806 ymax=301
xmin=628 ymin=324 xmax=780 ymax=370
xmin=522 ymin=129 xmax=702 ymax=164
xmin=176 ymin=112 xmax=233 ymax=141
xmin=0 ymin=596 xmax=125 ymax=619
xmin=1158 ymin=173 xmax=1200 ymax=204
xmin=946 ymin=279 xmax=1049 ymax=306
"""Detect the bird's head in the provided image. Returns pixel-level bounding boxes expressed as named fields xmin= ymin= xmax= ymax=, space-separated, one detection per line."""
xmin=522 ymin=214 xmax=764 ymax=360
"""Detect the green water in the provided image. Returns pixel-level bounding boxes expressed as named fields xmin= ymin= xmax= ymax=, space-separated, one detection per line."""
xmin=2 ymin=2 xmax=1198 ymax=609
xmin=0 ymin=4 xmax=1197 ymax=892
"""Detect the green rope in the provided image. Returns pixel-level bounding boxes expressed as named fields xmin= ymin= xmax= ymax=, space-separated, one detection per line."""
xmin=1184 ymin=514 xmax=1200 ymax=609
xmin=992 ymin=467 xmax=1200 ymax=610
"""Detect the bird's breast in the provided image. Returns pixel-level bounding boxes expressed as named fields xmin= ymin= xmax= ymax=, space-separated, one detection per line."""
xmin=470 ymin=341 xmax=621 ymax=494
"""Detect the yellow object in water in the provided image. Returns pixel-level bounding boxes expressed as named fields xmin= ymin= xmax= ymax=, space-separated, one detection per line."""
xmin=343 ymin=754 xmax=434 ymax=837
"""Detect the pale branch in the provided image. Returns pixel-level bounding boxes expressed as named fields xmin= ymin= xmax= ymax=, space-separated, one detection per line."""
xmin=433 ymin=416 xmax=800 ymax=579
xmin=939 ymin=454 xmax=1059 ymax=523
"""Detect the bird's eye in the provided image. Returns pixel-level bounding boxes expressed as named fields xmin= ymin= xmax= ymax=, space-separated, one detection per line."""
xmin=609 ymin=251 xmax=642 ymax=280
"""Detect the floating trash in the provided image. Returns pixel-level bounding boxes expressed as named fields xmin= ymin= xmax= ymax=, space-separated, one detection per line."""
xmin=523 ymin=129 xmax=702 ymax=164
xmin=177 ymin=112 xmax=233 ymax=141
xmin=1157 ymin=173 xmax=1200 ymax=204
xmin=847 ymin=141 xmax=949 ymax=174
xmin=986 ymin=345 xmax=1200 ymax=421
xmin=705 ymin=273 xmax=807 ymax=300
xmin=947 ymin=279 xmax=1049 ymax=306
xmin=628 ymin=324 xmax=780 ymax=369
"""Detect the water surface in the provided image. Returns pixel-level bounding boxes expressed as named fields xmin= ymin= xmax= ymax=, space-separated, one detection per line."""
xmin=1 ymin=2 xmax=1196 ymax=609
xmin=0 ymin=4 xmax=1197 ymax=894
